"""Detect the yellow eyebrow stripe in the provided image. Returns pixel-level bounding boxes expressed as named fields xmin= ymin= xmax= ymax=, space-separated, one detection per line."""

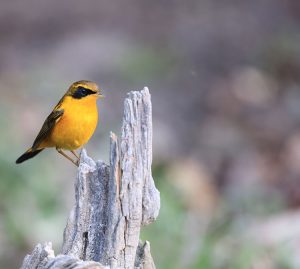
xmin=76 ymin=84 xmax=96 ymax=92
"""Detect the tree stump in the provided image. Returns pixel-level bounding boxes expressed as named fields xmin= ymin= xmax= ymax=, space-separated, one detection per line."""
xmin=20 ymin=88 xmax=160 ymax=269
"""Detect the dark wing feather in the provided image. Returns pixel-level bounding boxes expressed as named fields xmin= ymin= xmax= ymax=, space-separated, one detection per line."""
xmin=32 ymin=108 xmax=64 ymax=149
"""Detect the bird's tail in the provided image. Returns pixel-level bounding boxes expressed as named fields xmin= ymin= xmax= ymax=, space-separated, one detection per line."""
xmin=16 ymin=148 xmax=44 ymax=164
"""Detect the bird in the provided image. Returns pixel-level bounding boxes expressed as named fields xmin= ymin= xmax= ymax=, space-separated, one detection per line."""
xmin=16 ymin=80 xmax=104 ymax=166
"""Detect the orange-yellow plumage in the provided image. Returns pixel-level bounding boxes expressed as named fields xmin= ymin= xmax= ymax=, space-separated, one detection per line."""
xmin=16 ymin=80 xmax=103 ymax=166
xmin=39 ymin=95 xmax=98 ymax=150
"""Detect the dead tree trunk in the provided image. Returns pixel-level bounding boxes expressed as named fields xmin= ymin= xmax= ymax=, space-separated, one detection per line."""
xmin=20 ymin=88 xmax=160 ymax=269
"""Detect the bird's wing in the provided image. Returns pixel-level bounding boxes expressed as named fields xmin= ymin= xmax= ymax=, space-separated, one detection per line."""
xmin=32 ymin=108 xmax=64 ymax=150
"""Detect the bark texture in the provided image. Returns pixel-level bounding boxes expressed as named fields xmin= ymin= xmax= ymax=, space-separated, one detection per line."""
xmin=20 ymin=87 xmax=160 ymax=269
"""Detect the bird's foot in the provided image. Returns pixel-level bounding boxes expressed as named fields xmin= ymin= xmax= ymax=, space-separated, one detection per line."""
xmin=56 ymin=148 xmax=79 ymax=167
xmin=71 ymin=150 xmax=80 ymax=160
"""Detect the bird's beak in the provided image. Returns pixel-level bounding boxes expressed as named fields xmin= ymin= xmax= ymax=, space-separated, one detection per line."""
xmin=98 ymin=92 xmax=105 ymax=98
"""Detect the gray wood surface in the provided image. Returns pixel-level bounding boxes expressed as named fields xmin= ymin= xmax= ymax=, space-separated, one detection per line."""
xmin=20 ymin=88 xmax=160 ymax=269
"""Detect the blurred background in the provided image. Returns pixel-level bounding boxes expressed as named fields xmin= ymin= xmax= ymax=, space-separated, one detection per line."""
xmin=1 ymin=0 xmax=300 ymax=268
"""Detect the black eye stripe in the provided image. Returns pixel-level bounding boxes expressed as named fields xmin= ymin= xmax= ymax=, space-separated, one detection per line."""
xmin=72 ymin=86 xmax=96 ymax=99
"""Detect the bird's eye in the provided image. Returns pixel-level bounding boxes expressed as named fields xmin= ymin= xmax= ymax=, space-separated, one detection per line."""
xmin=80 ymin=88 xmax=88 ymax=95
xmin=73 ymin=86 xmax=94 ymax=99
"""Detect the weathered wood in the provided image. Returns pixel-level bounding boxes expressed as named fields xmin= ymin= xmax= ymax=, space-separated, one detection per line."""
xmin=20 ymin=242 xmax=107 ymax=269
xmin=20 ymin=88 xmax=160 ymax=269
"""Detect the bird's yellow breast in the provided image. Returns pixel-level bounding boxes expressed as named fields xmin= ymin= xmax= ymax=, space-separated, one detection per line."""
xmin=44 ymin=95 xmax=98 ymax=150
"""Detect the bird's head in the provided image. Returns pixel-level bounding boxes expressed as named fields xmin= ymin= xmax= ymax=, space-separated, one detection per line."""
xmin=67 ymin=80 xmax=104 ymax=100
